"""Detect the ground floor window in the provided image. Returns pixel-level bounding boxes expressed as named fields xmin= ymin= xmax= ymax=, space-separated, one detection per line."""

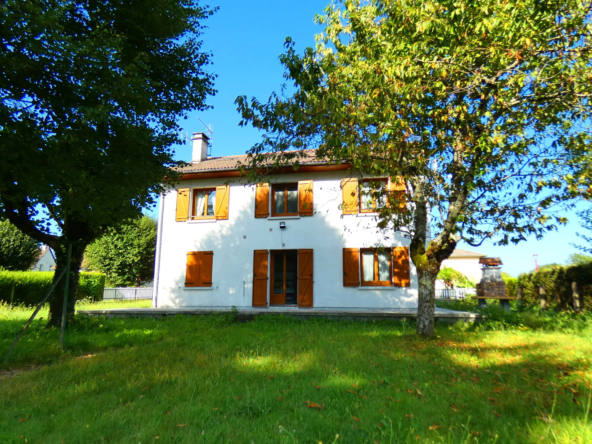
xmin=361 ymin=248 xmax=392 ymax=286
xmin=185 ymin=251 xmax=213 ymax=287
xmin=252 ymin=249 xmax=313 ymax=308
xmin=343 ymin=247 xmax=410 ymax=287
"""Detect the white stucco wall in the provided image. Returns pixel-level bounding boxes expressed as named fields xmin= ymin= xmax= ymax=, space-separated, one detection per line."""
xmin=154 ymin=170 xmax=418 ymax=309
xmin=441 ymin=258 xmax=482 ymax=284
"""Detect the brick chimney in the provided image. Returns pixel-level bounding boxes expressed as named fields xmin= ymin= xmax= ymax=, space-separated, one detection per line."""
xmin=191 ymin=132 xmax=209 ymax=162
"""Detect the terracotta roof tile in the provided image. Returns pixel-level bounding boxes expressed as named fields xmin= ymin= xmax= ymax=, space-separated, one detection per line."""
xmin=176 ymin=149 xmax=327 ymax=173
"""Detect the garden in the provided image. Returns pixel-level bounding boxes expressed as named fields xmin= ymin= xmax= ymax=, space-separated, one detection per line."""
xmin=1 ymin=300 xmax=591 ymax=443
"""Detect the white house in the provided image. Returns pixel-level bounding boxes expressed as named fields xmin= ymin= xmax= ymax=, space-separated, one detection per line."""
xmin=441 ymin=248 xmax=486 ymax=283
xmin=31 ymin=245 xmax=56 ymax=272
xmin=152 ymin=133 xmax=418 ymax=310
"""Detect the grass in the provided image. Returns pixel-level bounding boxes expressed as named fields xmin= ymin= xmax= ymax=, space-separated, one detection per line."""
xmin=0 ymin=301 xmax=591 ymax=443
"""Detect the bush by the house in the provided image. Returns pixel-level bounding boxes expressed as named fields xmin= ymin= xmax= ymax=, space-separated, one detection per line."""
xmin=437 ymin=267 xmax=475 ymax=288
xmin=517 ymin=262 xmax=592 ymax=311
xmin=0 ymin=271 xmax=105 ymax=306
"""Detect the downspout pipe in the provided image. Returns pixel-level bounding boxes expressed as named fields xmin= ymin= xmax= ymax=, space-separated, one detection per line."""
xmin=152 ymin=192 xmax=166 ymax=308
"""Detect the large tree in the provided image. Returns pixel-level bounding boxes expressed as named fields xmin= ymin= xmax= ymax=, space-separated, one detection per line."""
xmin=237 ymin=0 xmax=592 ymax=335
xmin=0 ymin=219 xmax=40 ymax=271
xmin=84 ymin=216 xmax=157 ymax=287
xmin=0 ymin=0 xmax=216 ymax=326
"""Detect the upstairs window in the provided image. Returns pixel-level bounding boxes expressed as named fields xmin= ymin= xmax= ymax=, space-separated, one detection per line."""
xmin=272 ymin=183 xmax=299 ymax=216
xmin=192 ymin=188 xmax=216 ymax=219
xmin=359 ymin=179 xmax=387 ymax=213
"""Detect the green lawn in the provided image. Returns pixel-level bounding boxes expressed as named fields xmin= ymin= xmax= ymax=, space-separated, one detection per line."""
xmin=0 ymin=301 xmax=591 ymax=443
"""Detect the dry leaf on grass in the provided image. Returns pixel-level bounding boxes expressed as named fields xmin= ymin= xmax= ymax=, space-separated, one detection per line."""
xmin=308 ymin=403 xmax=323 ymax=409
xmin=450 ymin=404 xmax=458 ymax=412
xmin=405 ymin=414 xmax=413 ymax=419
xmin=429 ymin=424 xmax=443 ymax=430
xmin=176 ymin=424 xmax=187 ymax=428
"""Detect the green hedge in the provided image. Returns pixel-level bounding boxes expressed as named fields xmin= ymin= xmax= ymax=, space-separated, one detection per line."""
xmin=517 ymin=263 xmax=592 ymax=311
xmin=0 ymin=271 xmax=105 ymax=306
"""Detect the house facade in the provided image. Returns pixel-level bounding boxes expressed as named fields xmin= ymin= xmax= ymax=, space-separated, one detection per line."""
xmin=152 ymin=133 xmax=418 ymax=310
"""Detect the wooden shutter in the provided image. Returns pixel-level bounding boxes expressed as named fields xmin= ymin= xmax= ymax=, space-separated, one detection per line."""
xmin=389 ymin=177 xmax=406 ymax=210
xmin=255 ymin=183 xmax=270 ymax=218
xmin=186 ymin=251 xmax=214 ymax=287
xmin=298 ymin=180 xmax=314 ymax=216
xmin=176 ymin=188 xmax=190 ymax=222
xmin=215 ymin=185 xmax=229 ymax=220
xmin=185 ymin=252 xmax=200 ymax=287
xmin=200 ymin=251 xmax=214 ymax=287
xmin=392 ymin=247 xmax=411 ymax=287
xmin=252 ymin=250 xmax=269 ymax=306
xmin=341 ymin=178 xmax=359 ymax=215
xmin=298 ymin=249 xmax=314 ymax=307
xmin=343 ymin=248 xmax=360 ymax=287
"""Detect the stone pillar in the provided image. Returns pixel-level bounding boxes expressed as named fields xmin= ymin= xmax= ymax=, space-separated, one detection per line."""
xmin=539 ymin=286 xmax=548 ymax=310
xmin=572 ymin=282 xmax=581 ymax=313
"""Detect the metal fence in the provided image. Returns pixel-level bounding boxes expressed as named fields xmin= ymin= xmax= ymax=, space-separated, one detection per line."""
xmin=435 ymin=288 xmax=476 ymax=300
xmin=103 ymin=287 xmax=153 ymax=301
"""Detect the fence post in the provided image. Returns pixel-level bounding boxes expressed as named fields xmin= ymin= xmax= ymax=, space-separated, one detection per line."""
xmin=10 ymin=286 xmax=14 ymax=306
xmin=516 ymin=286 xmax=523 ymax=307
xmin=539 ymin=286 xmax=548 ymax=310
xmin=572 ymin=282 xmax=581 ymax=313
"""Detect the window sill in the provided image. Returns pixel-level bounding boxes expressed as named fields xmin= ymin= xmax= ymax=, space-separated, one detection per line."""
xmin=356 ymin=212 xmax=380 ymax=217
xmin=183 ymin=286 xmax=214 ymax=291
xmin=188 ymin=218 xmax=217 ymax=224
xmin=268 ymin=216 xmax=301 ymax=220
xmin=357 ymin=286 xmax=397 ymax=291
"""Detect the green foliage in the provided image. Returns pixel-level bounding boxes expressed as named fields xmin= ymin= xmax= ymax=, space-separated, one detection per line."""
xmin=501 ymin=272 xmax=518 ymax=298
xmin=517 ymin=262 xmax=592 ymax=311
xmin=437 ymin=266 xmax=475 ymax=288
xmin=0 ymin=270 xmax=105 ymax=306
xmin=236 ymin=0 xmax=592 ymax=334
xmin=568 ymin=253 xmax=592 ymax=266
xmin=0 ymin=0 xmax=216 ymax=325
xmin=0 ymin=219 xmax=40 ymax=271
xmin=437 ymin=298 xmax=591 ymax=332
xmin=85 ymin=216 xmax=157 ymax=287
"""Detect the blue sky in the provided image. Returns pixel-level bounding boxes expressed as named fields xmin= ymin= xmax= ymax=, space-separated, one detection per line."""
xmin=158 ymin=0 xmax=589 ymax=277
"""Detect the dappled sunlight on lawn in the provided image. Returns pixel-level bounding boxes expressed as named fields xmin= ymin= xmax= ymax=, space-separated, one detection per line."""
xmin=1 ymin=311 xmax=591 ymax=443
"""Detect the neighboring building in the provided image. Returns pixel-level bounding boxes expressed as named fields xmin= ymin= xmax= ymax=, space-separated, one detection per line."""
xmin=31 ymin=245 xmax=56 ymax=272
xmin=441 ymin=248 xmax=486 ymax=284
xmin=152 ymin=133 xmax=418 ymax=310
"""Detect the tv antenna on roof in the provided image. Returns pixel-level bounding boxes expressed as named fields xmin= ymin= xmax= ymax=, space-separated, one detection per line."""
xmin=196 ymin=116 xmax=213 ymax=156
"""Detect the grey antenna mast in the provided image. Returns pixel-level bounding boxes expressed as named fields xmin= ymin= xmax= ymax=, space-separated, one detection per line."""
xmin=196 ymin=116 xmax=213 ymax=157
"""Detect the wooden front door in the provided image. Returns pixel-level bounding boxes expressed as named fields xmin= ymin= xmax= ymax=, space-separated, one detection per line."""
xmin=270 ymin=250 xmax=298 ymax=306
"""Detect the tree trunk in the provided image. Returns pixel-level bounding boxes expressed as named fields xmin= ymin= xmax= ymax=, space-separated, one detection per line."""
xmin=416 ymin=268 xmax=437 ymax=336
xmin=47 ymin=242 xmax=86 ymax=327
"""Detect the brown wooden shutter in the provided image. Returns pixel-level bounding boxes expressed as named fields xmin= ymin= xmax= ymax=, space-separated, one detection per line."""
xmin=343 ymin=248 xmax=360 ymax=287
xmin=252 ymin=250 xmax=269 ymax=306
xmin=389 ymin=177 xmax=406 ymax=210
xmin=200 ymin=251 xmax=214 ymax=287
xmin=176 ymin=188 xmax=190 ymax=222
xmin=341 ymin=178 xmax=359 ymax=215
xmin=215 ymin=185 xmax=229 ymax=220
xmin=392 ymin=247 xmax=411 ymax=287
xmin=298 ymin=249 xmax=314 ymax=307
xmin=255 ymin=183 xmax=270 ymax=218
xmin=298 ymin=180 xmax=314 ymax=216
xmin=185 ymin=252 xmax=199 ymax=287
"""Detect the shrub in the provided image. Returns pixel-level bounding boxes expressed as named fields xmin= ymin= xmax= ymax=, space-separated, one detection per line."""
xmin=502 ymin=272 xmax=518 ymax=298
xmin=0 ymin=271 xmax=105 ymax=306
xmin=437 ymin=266 xmax=476 ymax=288
xmin=517 ymin=262 xmax=592 ymax=311
xmin=0 ymin=219 xmax=40 ymax=271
